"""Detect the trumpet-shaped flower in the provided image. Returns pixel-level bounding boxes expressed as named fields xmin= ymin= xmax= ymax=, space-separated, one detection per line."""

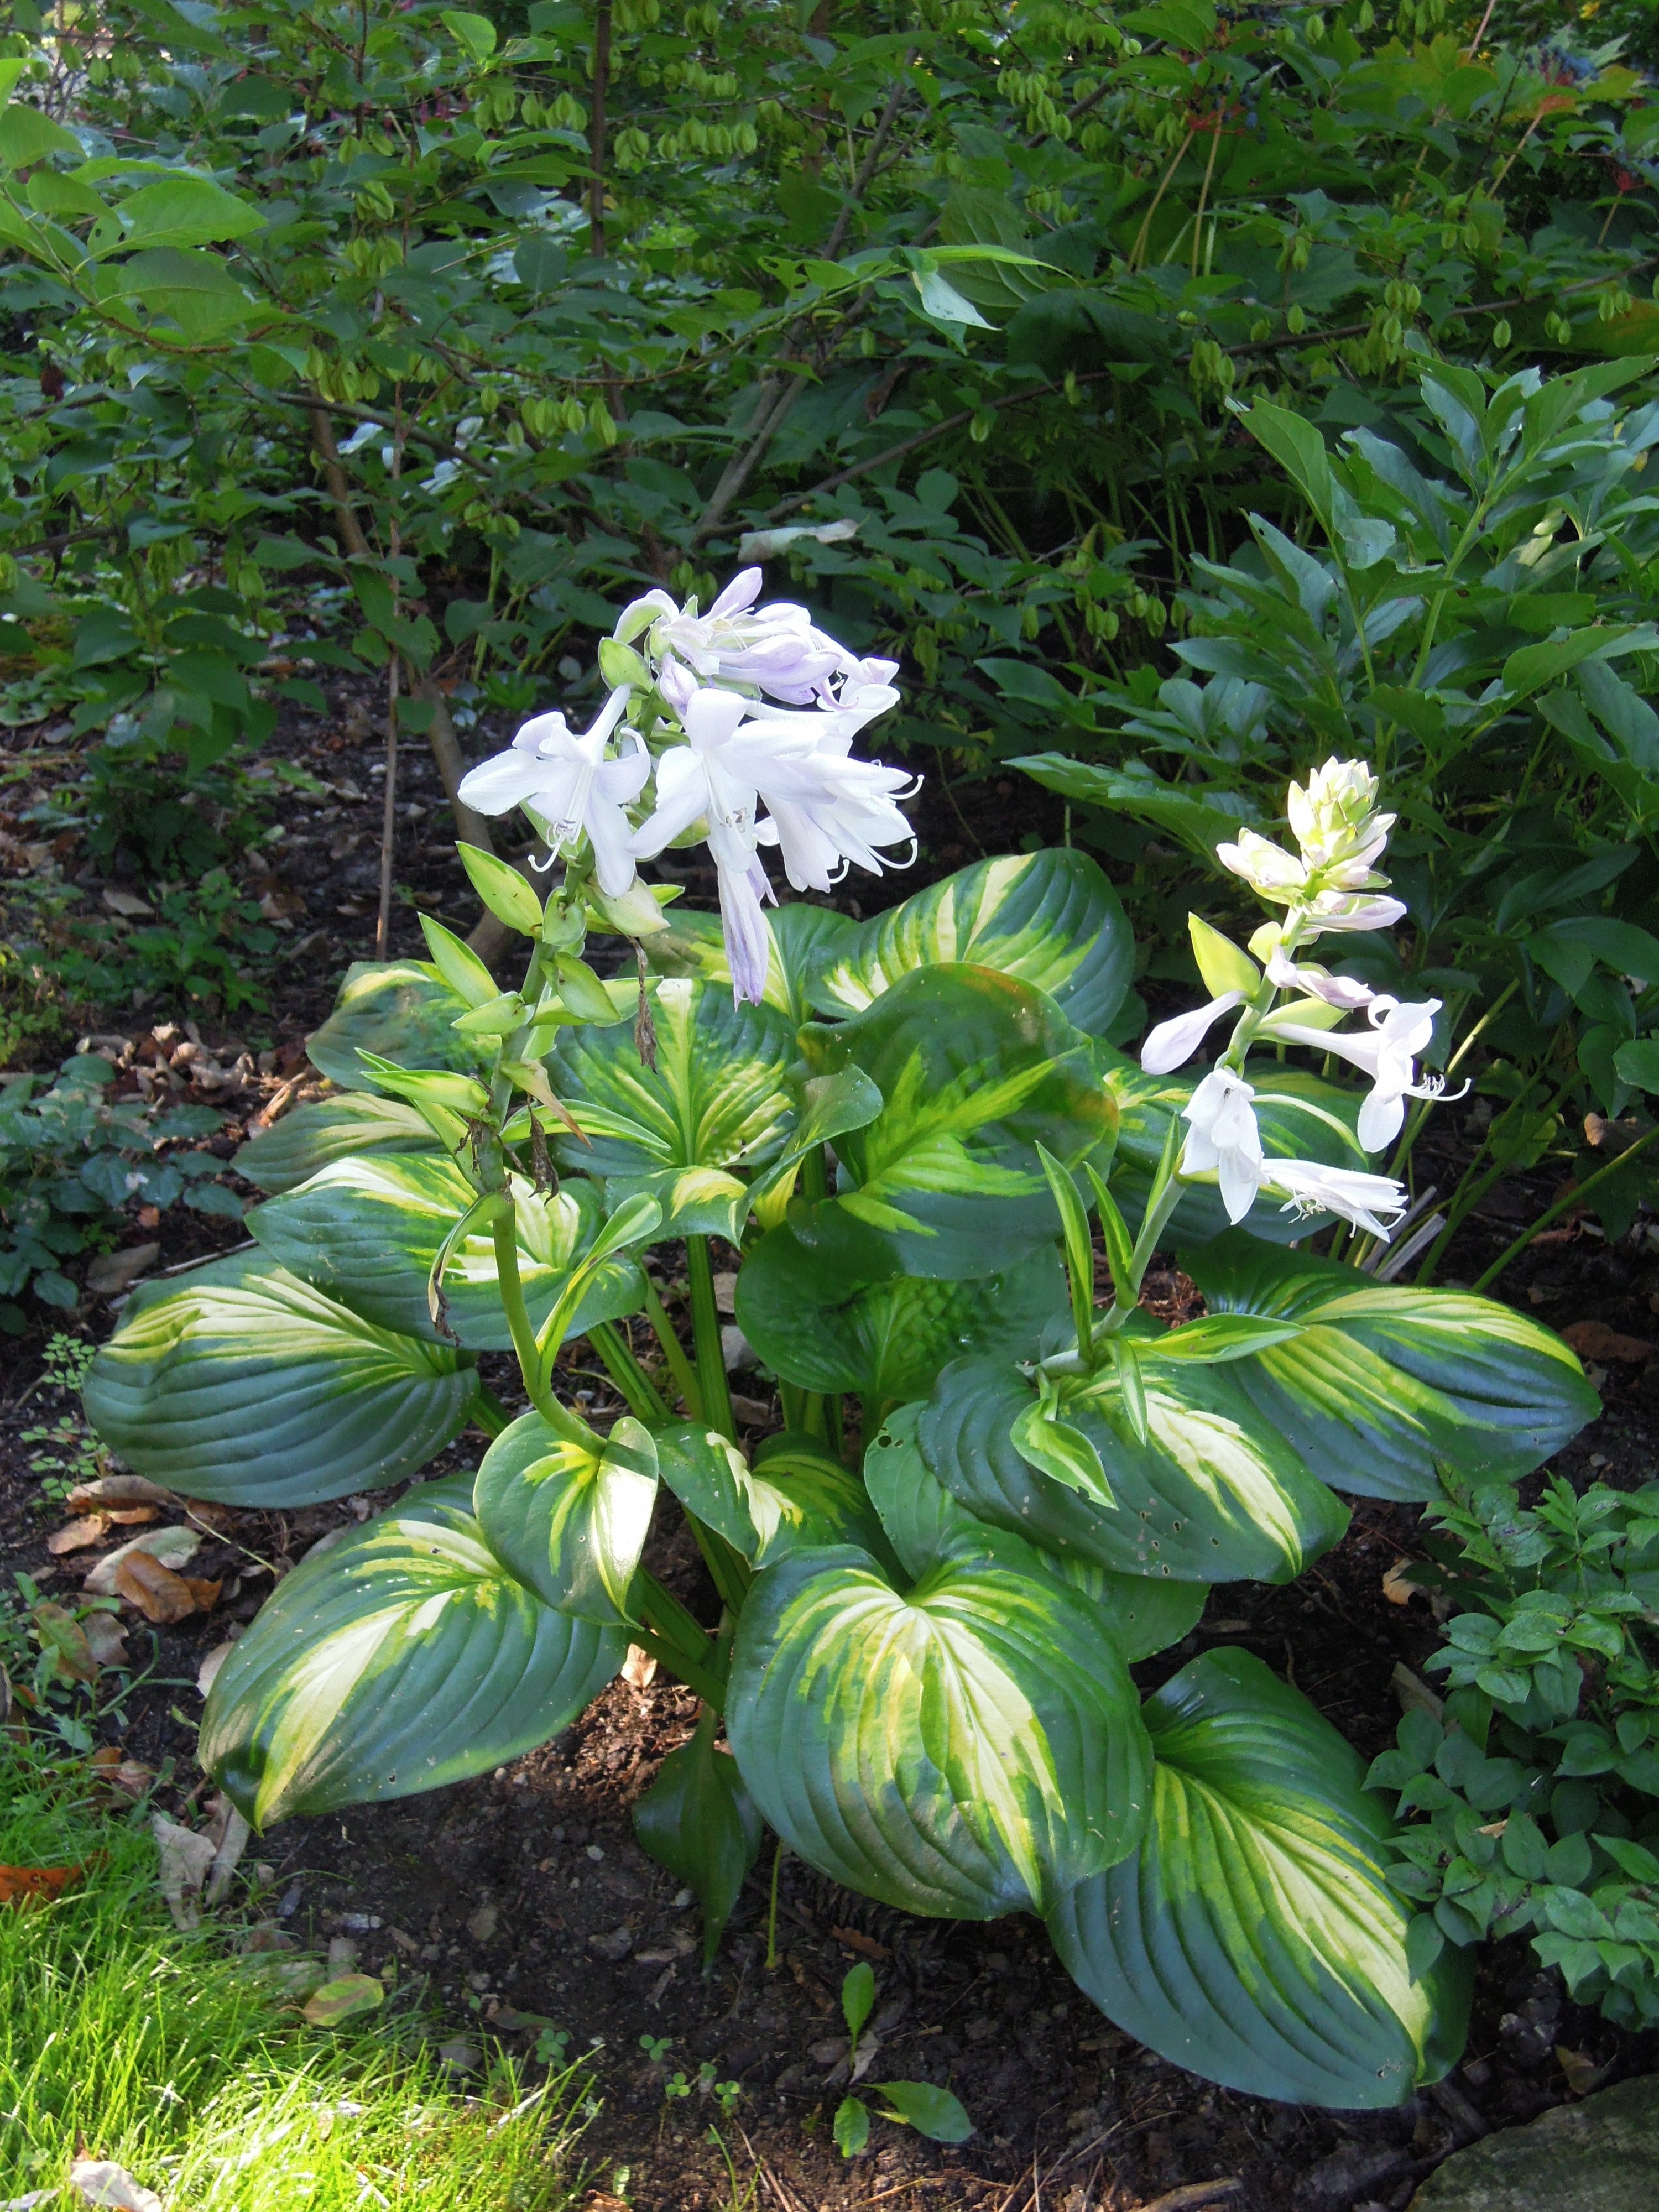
xmin=1214 ymin=827 xmax=1308 ymax=903
xmin=1141 ymin=992 xmax=1245 ymax=1076
xmin=614 ymin=568 xmax=860 ymax=707
xmin=456 ymin=687 xmax=648 ymax=898
xmin=1180 ymin=1068 xmax=1265 ymax=1224
xmin=630 ymin=685 xmax=916 ymax=1002
xmin=1300 ymin=888 xmax=1408 ymax=936
xmin=1261 ymin=1157 xmax=1410 ymax=1239
xmin=1264 ymin=950 xmax=1375 ymax=1011
xmin=1268 ymin=996 xmax=1453 ymax=1152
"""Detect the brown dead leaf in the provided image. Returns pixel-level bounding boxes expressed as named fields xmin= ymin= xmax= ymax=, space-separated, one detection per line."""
xmin=47 ymin=1515 xmax=111 ymax=1556
xmin=1556 ymin=2044 xmax=1610 ymax=2096
xmin=0 ymin=1863 xmax=81 ymax=1906
xmin=197 ymin=1639 xmax=236 ymax=1696
xmin=66 ymin=1474 xmax=179 ymax=1514
xmin=621 ymin=1642 xmax=658 ymax=1691
xmin=830 ymin=1924 xmax=892 ymax=1960
xmin=302 ymin=1973 xmax=384 ymax=2026
xmin=113 ymin=1550 xmax=220 ymax=1623
xmin=81 ymin=1613 xmax=130 ymax=1671
xmin=105 ymin=1505 xmax=160 ymax=1526
xmin=101 ymin=888 xmax=154 ymax=918
xmin=85 ymin=1524 xmax=202 ymax=1594
xmin=85 ymin=1241 xmax=161 ymax=1298
xmin=180 ymin=1499 xmax=234 ymax=1533
xmin=30 ymin=1601 xmax=100 ymax=1685
xmin=1383 ymin=1561 xmax=1426 ymax=1606
xmin=153 ymin=1812 xmax=216 ymax=1929
xmin=70 ymin=2159 xmax=164 ymax=2212
xmin=1561 ymin=1318 xmax=1657 ymax=1364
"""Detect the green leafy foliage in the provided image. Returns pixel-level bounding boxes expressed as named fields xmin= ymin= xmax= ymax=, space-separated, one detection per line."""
xmin=0 ymin=1051 xmax=227 ymax=1326
xmin=1369 ymin=1476 xmax=1659 ymax=2028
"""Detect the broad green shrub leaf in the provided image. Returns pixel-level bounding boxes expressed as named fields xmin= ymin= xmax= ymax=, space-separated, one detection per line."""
xmin=1047 ymin=1648 xmax=1472 ymax=2107
xmin=473 ymin=1411 xmax=659 ymax=1625
xmin=1105 ymin=1050 xmax=1363 ymax=1246
xmin=633 ymin=1707 xmax=762 ymax=1967
xmin=200 ymin=1474 xmax=623 ymax=1827
xmin=808 ymin=850 xmax=1132 ymax=1037
xmin=114 ymin=175 xmax=265 ymax=249
xmin=234 ymin=1094 xmax=436 ymax=1194
xmin=920 ymin=1357 xmax=1348 ymax=1585
xmin=1186 ymin=1232 xmax=1599 ymax=1501
xmin=865 ymin=1405 xmax=1206 ymax=1662
xmin=96 ymin=245 xmax=260 ymax=337
xmin=548 ymin=975 xmax=794 ymax=1239
xmin=790 ymin=965 xmax=1115 ymax=1280
xmin=307 ymin=961 xmax=491 ymax=1091
xmin=655 ymin=1422 xmax=894 ymax=1569
xmin=734 ymin=1226 xmax=1068 ymax=1405
xmin=247 ymin=1156 xmax=642 ymax=1350
xmin=726 ymin=1543 xmax=1151 ymax=1918
xmin=83 ymin=1251 xmax=477 ymax=1507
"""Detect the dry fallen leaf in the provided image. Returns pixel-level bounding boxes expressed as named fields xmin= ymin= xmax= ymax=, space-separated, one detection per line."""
xmin=1382 ymin=1561 xmax=1426 ymax=1607
xmin=70 ymin=2162 xmax=164 ymax=2212
xmin=0 ymin=1863 xmax=81 ymax=1907
xmin=67 ymin=1474 xmax=179 ymax=1514
xmin=87 ymin=1748 xmax=155 ymax=1802
xmin=1561 ymin=1318 xmax=1656 ymax=1364
xmin=100 ymin=888 xmax=154 ymax=918
xmin=47 ymin=1515 xmax=111 ymax=1556
xmin=830 ymin=1924 xmax=892 ymax=1960
xmin=114 ymin=1550 xmax=220 ymax=1624
xmin=204 ymin=1796 xmax=252 ymax=1906
xmin=85 ymin=1241 xmax=161 ymax=1298
xmin=620 ymin=1642 xmax=658 ymax=1691
xmin=29 ymin=1602 xmax=100 ymax=1686
xmin=437 ymin=2036 xmax=479 ymax=2073
xmin=84 ymin=1525 xmax=202 ymax=1595
xmin=152 ymin=1812 xmax=217 ymax=1931
xmin=82 ymin=1613 xmax=130 ymax=1671
xmin=1556 ymin=2044 xmax=1610 ymax=2096
xmin=105 ymin=1505 xmax=160 ymax=1527
xmin=302 ymin=1973 xmax=384 ymax=2027
xmin=197 ymin=1639 xmax=236 ymax=1697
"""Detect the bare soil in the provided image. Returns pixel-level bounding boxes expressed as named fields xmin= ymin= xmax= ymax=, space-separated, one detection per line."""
xmin=4 ymin=684 xmax=1659 ymax=2212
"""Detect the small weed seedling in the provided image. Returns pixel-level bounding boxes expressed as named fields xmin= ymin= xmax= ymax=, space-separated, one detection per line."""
xmin=830 ymin=1964 xmax=972 ymax=2159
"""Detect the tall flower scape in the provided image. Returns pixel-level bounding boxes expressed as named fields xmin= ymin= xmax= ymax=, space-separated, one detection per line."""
xmin=81 ymin=575 xmax=1600 ymax=2125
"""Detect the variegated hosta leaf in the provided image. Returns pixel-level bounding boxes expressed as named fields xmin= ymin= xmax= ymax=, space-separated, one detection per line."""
xmin=82 ymin=1250 xmax=478 ymax=1507
xmin=865 ymin=1405 xmax=1205 ymax=1663
xmin=727 ymin=1543 xmax=1151 ymax=1919
xmin=646 ymin=900 xmax=857 ymax=1026
xmin=234 ymin=1094 xmax=437 ymax=1195
xmin=306 ymin=960 xmax=491 ymax=1091
xmin=247 ymin=1155 xmax=643 ymax=1351
xmin=654 ymin=1422 xmax=893 ymax=1569
xmin=920 ymin=1356 xmax=1348 ymax=1586
xmin=1185 ymin=1231 xmax=1600 ymax=1502
xmin=734 ymin=1225 xmax=1068 ymax=1405
xmin=1103 ymin=1047 xmax=1364 ymax=1246
xmin=1047 ymin=1649 xmax=1472 ymax=2107
xmin=808 ymin=849 xmax=1133 ymax=1039
xmin=790 ymin=964 xmax=1116 ymax=1281
xmin=473 ymin=1411 xmax=659 ymax=1625
xmin=548 ymin=975 xmax=795 ymax=1239
xmin=200 ymin=1474 xmax=624 ymax=1828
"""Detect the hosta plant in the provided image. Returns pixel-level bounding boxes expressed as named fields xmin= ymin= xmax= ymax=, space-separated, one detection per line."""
xmin=81 ymin=586 xmax=1599 ymax=2110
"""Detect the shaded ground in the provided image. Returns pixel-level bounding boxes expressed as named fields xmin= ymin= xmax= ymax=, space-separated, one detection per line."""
xmin=4 ymin=683 xmax=1659 ymax=2210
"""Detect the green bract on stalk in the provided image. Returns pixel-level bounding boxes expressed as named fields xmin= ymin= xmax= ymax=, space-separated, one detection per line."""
xmin=77 ymin=591 xmax=1605 ymax=2112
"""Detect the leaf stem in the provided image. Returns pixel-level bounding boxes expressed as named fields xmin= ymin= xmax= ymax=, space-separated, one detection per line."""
xmin=685 ymin=1234 xmax=737 ymax=1442
xmin=492 ymin=1206 xmax=599 ymax=1451
xmin=587 ymin=1318 xmax=672 ymax=1424
xmin=641 ymin=1270 xmax=703 ymax=1419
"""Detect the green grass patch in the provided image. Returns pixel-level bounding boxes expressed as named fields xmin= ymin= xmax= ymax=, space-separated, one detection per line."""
xmin=0 ymin=1740 xmax=589 ymax=2209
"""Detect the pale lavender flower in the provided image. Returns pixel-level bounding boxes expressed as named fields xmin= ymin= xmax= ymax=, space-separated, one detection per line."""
xmin=1140 ymin=992 xmax=1245 ymax=1076
xmin=456 ymin=687 xmax=647 ymax=898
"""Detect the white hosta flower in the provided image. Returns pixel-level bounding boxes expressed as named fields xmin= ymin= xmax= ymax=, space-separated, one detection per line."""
xmin=456 ymin=686 xmax=648 ymax=898
xmin=1140 ymin=992 xmax=1245 ymax=1076
xmin=1180 ymin=1068 xmax=1265 ymax=1224
xmin=1264 ymin=950 xmax=1375 ymax=1012
xmin=1261 ymin=1157 xmax=1409 ymax=1239
xmin=614 ymin=568 xmax=858 ymax=707
xmin=1214 ymin=827 xmax=1308 ymax=904
xmin=1287 ymin=757 xmax=1395 ymax=873
xmin=629 ymin=685 xmax=915 ymax=1002
xmin=1300 ymin=888 xmax=1408 ymax=936
xmin=1269 ymin=997 xmax=1453 ymax=1153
